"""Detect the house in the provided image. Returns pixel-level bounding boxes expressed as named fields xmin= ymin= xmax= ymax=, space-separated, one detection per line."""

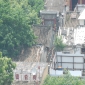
xmin=64 ymin=0 xmax=85 ymax=11
xmin=73 ymin=9 xmax=85 ymax=45
xmin=78 ymin=9 xmax=85 ymax=26
xmin=13 ymin=62 xmax=47 ymax=82
xmin=51 ymin=1 xmax=85 ymax=77
xmin=74 ymin=27 xmax=85 ymax=45
xmin=75 ymin=4 xmax=85 ymax=12
xmin=40 ymin=10 xmax=59 ymax=31
xmin=50 ymin=44 xmax=85 ymax=76
xmin=58 ymin=8 xmax=85 ymax=45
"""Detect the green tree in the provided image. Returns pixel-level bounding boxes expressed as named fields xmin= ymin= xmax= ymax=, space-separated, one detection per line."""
xmin=54 ymin=36 xmax=66 ymax=51
xmin=28 ymin=0 xmax=44 ymax=13
xmin=43 ymin=74 xmax=85 ymax=85
xmin=0 ymin=0 xmax=43 ymax=58
xmin=0 ymin=52 xmax=16 ymax=85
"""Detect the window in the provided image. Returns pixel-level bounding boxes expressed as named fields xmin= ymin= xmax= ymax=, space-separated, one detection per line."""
xmin=84 ymin=20 xmax=85 ymax=25
xmin=25 ymin=75 xmax=28 ymax=80
xmin=84 ymin=59 xmax=85 ymax=63
xmin=81 ymin=48 xmax=85 ymax=54
xmin=15 ymin=74 xmax=19 ymax=79
xmin=33 ymin=75 xmax=36 ymax=80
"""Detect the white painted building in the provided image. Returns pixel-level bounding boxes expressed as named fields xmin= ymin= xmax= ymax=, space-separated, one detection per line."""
xmin=74 ymin=27 xmax=85 ymax=45
xmin=58 ymin=27 xmax=74 ymax=45
xmin=78 ymin=9 xmax=85 ymax=25
xmin=74 ymin=9 xmax=85 ymax=45
xmin=75 ymin=4 xmax=85 ymax=12
xmin=13 ymin=62 xmax=47 ymax=82
xmin=58 ymin=9 xmax=85 ymax=45
xmin=50 ymin=44 xmax=85 ymax=77
xmin=50 ymin=7 xmax=85 ymax=77
xmin=58 ymin=26 xmax=85 ymax=45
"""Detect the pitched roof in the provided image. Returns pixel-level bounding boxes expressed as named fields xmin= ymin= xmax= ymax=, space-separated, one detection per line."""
xmin=78 ymin=9 xmax=85 ymax=19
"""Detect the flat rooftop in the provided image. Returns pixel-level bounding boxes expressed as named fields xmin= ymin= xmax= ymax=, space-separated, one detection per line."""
xmin=40 ymin=10 xmax=58 ymax=14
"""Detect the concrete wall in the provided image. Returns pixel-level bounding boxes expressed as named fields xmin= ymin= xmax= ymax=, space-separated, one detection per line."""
xmin=79 ymin=19 xmax=84 ymax=25
xmin=74 ymin=27 xmax=85 ymax=45
xmin=32 ymin=25 xmax=55 ymax=48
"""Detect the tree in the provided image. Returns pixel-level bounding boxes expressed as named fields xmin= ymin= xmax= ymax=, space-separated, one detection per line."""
xmin=0 ymin=52 xmax=16 ymax=85
xmin=28 ymin=0 xmax=44 ymax=13
xmin=0 ymin=0 xmax=43 ymax=58
xmin=43 ymin=73 xmax=85 ymax=85
xmin=54 ymin=36 xmax=66 ymax=51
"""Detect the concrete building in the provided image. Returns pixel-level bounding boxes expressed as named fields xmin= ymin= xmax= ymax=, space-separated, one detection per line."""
xmin=58 ymin=8 xmax=85 ymax=45
xmin=78 ymin=9 xmax=85 ymax=25
xmin=75 ymin=4 xmax=85 ymax=12
xmin=40 ymin=10 xmax=59 ymax=31
xmin=74 ymin=9 xmax=85 ymax=45
xmin=50 ymin=45 xmax=85 ymax=77
xmin=13 ymin=62 xmax=47 ymax=82
xmin=74 ymin=27 xmax=85 ymax=45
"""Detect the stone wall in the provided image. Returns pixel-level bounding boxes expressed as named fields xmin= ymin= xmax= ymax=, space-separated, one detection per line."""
xmin=32 ymin=25 xmax=54 ymax=48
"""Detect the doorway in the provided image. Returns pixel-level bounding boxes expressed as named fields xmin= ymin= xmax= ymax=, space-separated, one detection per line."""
xmin=72 ymin=0 xmax=78 ymax=11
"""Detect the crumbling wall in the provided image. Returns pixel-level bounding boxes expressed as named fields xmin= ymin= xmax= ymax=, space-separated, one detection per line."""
xmin=32 ymin=25 xmax=50 ymax=45
xmin=32 ymin=25 xmax=54 ymax=48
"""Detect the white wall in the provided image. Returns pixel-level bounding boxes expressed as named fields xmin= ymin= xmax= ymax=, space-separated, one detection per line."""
xmin=79 ymin=20 xmax=84 ymax=25
xmin=57 ymin=56 xmax=83 ymax=70
xmin=77 ymin=5 xmax=85 ymax=12
xmin=74 ymin=27 xmax=85 ymax=45
xmin=49 ymin=68 xmax=82 ymax=77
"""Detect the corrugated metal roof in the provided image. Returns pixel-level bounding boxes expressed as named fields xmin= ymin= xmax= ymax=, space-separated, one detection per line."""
xmin=56 ymin=52 xmax=84 ymax=57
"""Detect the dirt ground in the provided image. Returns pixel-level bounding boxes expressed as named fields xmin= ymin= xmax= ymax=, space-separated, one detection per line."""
xmin=40 ymin=65 xmax=48 ymax=85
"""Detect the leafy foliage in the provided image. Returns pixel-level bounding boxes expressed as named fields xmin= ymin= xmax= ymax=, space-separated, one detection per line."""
xmin=28 ymin=0 xmax=44 ymax=13
xmin=0 ymin=0 xmax=44 ymax=58
xmin=43 ymin=74 xmax=85 ymax=85
xmin=0 ymin=52 xmax=16 ymax=85
xmin=54 ymin=36 xmax=66 ymax=51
